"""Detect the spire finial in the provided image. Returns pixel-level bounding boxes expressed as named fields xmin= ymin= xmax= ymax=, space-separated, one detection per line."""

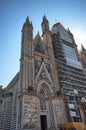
xmin=25 ymin=16 xmax=30 ymax=24
xmin=81 ymin=44 xmax=85 ymax=51
xmin=43 ymin=14 xmax=47 ymax=21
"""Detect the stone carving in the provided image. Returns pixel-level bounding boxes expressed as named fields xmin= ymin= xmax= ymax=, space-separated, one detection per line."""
xmin=23 ymin=96 xmax=39 ymax=128
xmin=34 ymin=60 xmax=53 ymax=84
xmin=28 ymin=86 xmax=34 ymax=92
xmin=39 ymin=89 xmax=46 ymax=110
xmin=38 ymin=67 xmax=49 ymax=82
xmin=45 ymin=63 xmax=50 ymax=73
xmin=34 ymin=60 xmax=41 ymax=76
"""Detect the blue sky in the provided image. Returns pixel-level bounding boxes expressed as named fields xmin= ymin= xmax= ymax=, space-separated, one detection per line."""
xmin=0 ymin=0 xmax=86 ymax=87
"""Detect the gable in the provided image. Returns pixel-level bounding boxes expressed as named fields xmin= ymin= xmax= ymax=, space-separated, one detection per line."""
xmin=34 ymin=33 xmax=45 ymax=54
xmin=34 ymin=61 xmax=53 ymax=84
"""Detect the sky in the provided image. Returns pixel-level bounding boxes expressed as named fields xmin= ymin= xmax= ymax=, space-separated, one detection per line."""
xmin=0 ymin=0 xmax=86 ymax=87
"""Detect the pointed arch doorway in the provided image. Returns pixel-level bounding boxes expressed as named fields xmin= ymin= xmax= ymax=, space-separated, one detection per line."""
xmin=37 ymin=81 xmax=53 ymax=130
xmin=39 ymin=88 xmax=47 ymax=130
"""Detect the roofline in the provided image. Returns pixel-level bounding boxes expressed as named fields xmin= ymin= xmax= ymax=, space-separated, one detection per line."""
xmin=52 ymin=22 xmax=73 ymax=36
xmin=4 ymin=72 xmax=19 ymax=92
xmin=52 ymin=22 xmax=67 ymax=31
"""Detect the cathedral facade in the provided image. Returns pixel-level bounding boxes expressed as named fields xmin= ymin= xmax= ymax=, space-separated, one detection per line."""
xmin=0 ymin=16 xmax=86 ymax=130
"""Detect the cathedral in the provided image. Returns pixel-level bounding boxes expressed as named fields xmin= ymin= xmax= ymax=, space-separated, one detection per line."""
xmin=0 ymin=16 xmax=86 ymax=130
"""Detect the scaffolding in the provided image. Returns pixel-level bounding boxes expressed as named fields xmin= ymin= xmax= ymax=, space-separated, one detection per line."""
xmin=52 ymin=32 xmax=86 ymax=123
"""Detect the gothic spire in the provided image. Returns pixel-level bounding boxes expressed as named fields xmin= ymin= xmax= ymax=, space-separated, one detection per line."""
xmin=22 ymin=16 xmax=33 ymax=32
xmin=41 ymin=15 xmax=50 ymax=35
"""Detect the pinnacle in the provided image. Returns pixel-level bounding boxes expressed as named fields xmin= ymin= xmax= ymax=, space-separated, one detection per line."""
xmin=43 ymin=14 xmax=47 ymax=21
xmin=25 ymin=16 xmax=30 ymax=24
xmin=81 ymin=44 xmax=86 ymax=51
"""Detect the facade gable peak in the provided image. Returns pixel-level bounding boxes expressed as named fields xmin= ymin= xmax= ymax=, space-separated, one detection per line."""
xmin=34 ymin=32 xmax=45 ymax=54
